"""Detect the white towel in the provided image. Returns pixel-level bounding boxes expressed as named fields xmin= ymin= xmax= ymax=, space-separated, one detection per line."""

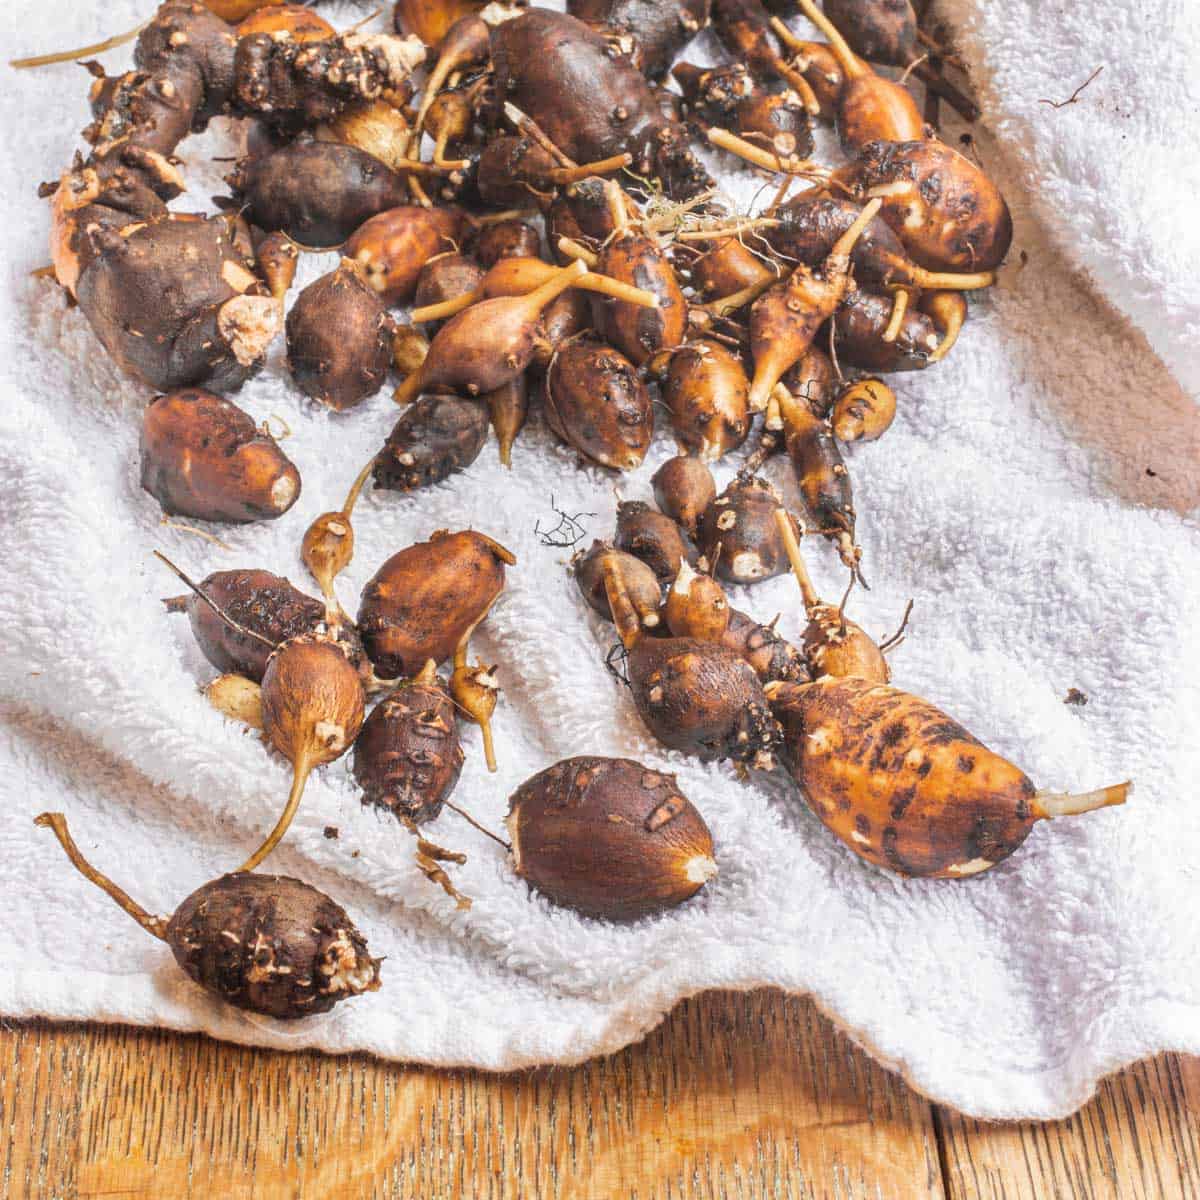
xmin=1 ymin=0 xmax=1198 ymax=1121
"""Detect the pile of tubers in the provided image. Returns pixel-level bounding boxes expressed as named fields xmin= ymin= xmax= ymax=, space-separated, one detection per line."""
xmin=24 ymin=0 xmax=1130 ymax=1014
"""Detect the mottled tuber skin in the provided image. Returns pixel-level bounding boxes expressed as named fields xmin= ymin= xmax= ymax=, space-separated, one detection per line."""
xmin=721 ymin=607 xmax=810 ymax=684
xmin=374 ymin=394 xmax=490 ymax=492
xmin=533 ymin=289 xmax=593 ymax=369
xmin=834 ymin=290 xmax=938 ymax=372
xmin=167 ymin=568 xmax=324 ymax=682
xmin=657 ymin=339 xmax=751 ymax=461
xmin=74 ymin=216 xmax=279 ymax=392
xmin=358 ymin=530 xmax=514 ymax=680
xmin=766 ymin=676 xmax=1130 ymax=877
xmin=781 ymin=346 xmax=838 ymax=417
xmin=234 ymin=5 xmax=336 ymax=41
xmin=699 ymin=475 xmax=797 ymax=585
xmin=567 ymin=0 xmax=711 ymax=78
xmin=616 ymin=500 xmax=697 ymax=584
xmin=831 ymin=377 xmax=896 ymax=442
xmin=606 ymin=559 xmax=781 ymax=766
xmin=488 ymin=10 xmax=711 ymax=198
xmin=140 ymin=389 xmax=299 ymax=523
xmin=472 ymin=219 xmax=541 ymax=268
xmin=286 ymin=260 xmax=393 ymax=410
xmin=228 ymin=139 xmax=413 ymax=248
xmin=652 ymin=455 xmax=716 ymax=538
xmin=594 ymin=229 xmax=687 ymax=366
xmin=544 ymin=335 xmax=653 ymax=471
xmin=572 ymin=541 xmax=662 ymax=629
xmin=346 ymin=206 xmax=464 ymax=303
xmin=353 ymin=661 xmax=464 ymax=824
xmin=711 ymin=0 xmax=819 ymax=106
xmin=34 ymin=813 xmax=380 ymax=1019
xmin=507 ymin=756 xmax=717 ymax=919
xmin=844 ymin=139 xmax=1013 ymax=273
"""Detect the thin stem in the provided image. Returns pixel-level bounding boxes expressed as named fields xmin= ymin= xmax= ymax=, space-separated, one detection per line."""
xmin=519 ymin=258 xmax=587 ymax=314
xmin=1034 ymin=781 xmax=1131 ymax=819
xmin=547 ymin=153 xmax=632 ymax=184
xmin=828 ymin=197 xmax=882 ymax=264
xmin=701 ymin=275 xmax=777 ymax=318
xmin=444 ymin=800 xmax=511 ymax=851
xmin=342 ymin=453 xmax=378 ymax=517
xmin=503 ymin=102 xmax=576 ymax=168
xmin=605 ymin=179 xmax=629 ymax=235
xmin=773 ymin=508 xmax=821 ymax=612
xmin=34 ymin=813 xmax=168 ymax=940
xmin=910 ymin=266 xmax=995 ymax=290
xmin=478 ymin=720 xmax=497 ymax=773
xmin=153 ymin=551 xmax=277 ymax=651
xmin=882 ymin=287 xmax=909 ymax=343
xmin=238 ymin=754 xmax=314 ymax=873
xmin=11 ymin=21 xmax=147 ymax=68
xmin=793 ymin=0 xmax=866 ymax=79
xmin=775 ymin=60 xmax=822 ymax=115
xmin=411 ymin=289 xmax=482 ymax=323
xmin=706 ymin=128 xmax=831 ymax=179
xmin=675 ymin=217 xmax=783 ymax=243
xmin=556 ymin=236 xmax=598 ymax=267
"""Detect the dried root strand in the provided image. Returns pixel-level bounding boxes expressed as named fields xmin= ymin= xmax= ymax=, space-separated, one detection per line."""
xmin=404 ymin=817 xmax=473 ymax=909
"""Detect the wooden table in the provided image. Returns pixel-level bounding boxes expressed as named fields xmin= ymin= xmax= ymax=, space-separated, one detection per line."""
xmin=2 ymin=991 xmax=1197 ymax=1198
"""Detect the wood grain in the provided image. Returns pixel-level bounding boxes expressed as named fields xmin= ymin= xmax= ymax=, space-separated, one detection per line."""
xmin=0 ymin=992 xmax=942 ymax=1200
xmin=936 ymin=1052 xmax=1200 ymax=1200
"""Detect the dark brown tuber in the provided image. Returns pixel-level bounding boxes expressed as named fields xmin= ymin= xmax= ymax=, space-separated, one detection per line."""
xmin=358 ymin=530 xmax=515 ymax=680
xmin=35 ymin=813 xmax=380 ymax=1018
xmin=615 ymin=500 xmax=698 ymax=583
xmin=567 ymin=0 xmax=711 ymax=78
xmin=140 ymin=389 xmax=300 ymax=523
xmin=506 ymin=757 xmax=717 ymax=919
xmin=833 ymin=289 xmax=938 ymax=372
xmin=699 ymin=474 xmax=798 ymax=585
xmin=572 ymin=541 xmax=662 ymax=630
xmin=472 ymin=219 xmax=542 ymax=269
xmin=286 ymin=259 xmax=393 ymax=411
xmin=651 ymin=455 xmax=716 ymax=538
xmin=353 ymin=660 xmax=464 ymax=825
xmin=544 ymin=335 xmax=653 ymax=471
xmin=374 ymin=394 xmax=490 ymax=492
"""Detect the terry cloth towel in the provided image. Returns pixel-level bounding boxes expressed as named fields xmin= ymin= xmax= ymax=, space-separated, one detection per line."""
xmin=1 ymin=0 xmax=1199 ymax=1121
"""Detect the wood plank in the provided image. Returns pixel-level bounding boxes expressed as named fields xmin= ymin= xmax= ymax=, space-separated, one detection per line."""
xmin=0 ymin=990 xmax=943 ymax=1200
xmin=936 ymin=1053 xmax=1200 ymax=1199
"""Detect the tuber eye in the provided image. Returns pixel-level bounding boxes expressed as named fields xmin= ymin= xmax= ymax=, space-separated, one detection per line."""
xmin=651 ymin=455 xmax=716 ymax=539
xmin=374 ymin=394 xmax=491 ymax=493
xmin=698 ymin=474 xmax=798 ymax=585
xmin=353 ymin=660 xmax=465 ymax=824
xmin=35 ymin=813 xmax=380 ymax=1019
xmin=543 ymin=334 xmax=653 ymax=472
xmin=615 ymin=500 xmax=698 ymax=584
xmin=286 ymin=259 xmax=394 ymax=411
xmin=766 ymin=677 xmax=1131 ymax=877
xmin=357 ymin=530 xmax=515 ymax=681
xmin=506 ymin=756 xmax=717 ymax=919
xmin=140 ymin=389 xmax=300 ymax=524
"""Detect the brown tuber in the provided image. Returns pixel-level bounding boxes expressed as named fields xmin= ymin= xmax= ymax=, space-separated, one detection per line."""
xmin=374 ymin=394 xmax=490 ymax=492
xmin=572 ymin=541 xmax=662 ymax=630
xmin=486 ymin=377 xmax=529 ymax=468
xmin=472 ymin=219 xmax=542 ymax=268
xmin=140 ymin=389 xmax=300 ymax=523
xmin=358 ymin=530 xmax=515 ymax=680
xmin=346 ymin=206 xmax=464 ymax=304
xmin=833 ymin=289 xmax=938 ymax=372
xmin=286 ymin=260 xmax=393 ymax=411
xmin=651 ymin=455 xmax=716 ymax=538
xmin=699 ymin=475 xmax=798 ymax=585
xmin=242 ymin=634 xmax=366 ymax=871
xmin=766 ymin=676 xmax=1131 ymax=877
xmin=605 ymin=557 xmax=781 ymax=766
xmin=615 ymin=500 xmax=698 ymax=583
xmin=506 ymin=757 xmax=717 ymax=919
xmin=665 ymin=560 xmax=730 ymax=643
xmin=35 ymin=814 xmax=380 ymax=1018
xmin=544 ymin=335 xmax=653 ymax=471
xmin=352 ymin=660 xmax=464 ymax=825
xmin=656 ymin=339 xmax=751 ymax=462
xmin=831 ymin=377 xmax=896 ymax=442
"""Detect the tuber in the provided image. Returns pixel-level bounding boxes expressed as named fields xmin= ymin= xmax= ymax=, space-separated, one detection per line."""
xmin=651 ymin=455 xmax=716 ymax=538
xmin=352 ymin=660 xmax=464 ymax=824
xmin=766 ymin=676 xmax=1131 ymax=877
xmin=665 ymin=560 xmax=730 ymax=643
xmin=833 ymin=289 xmax=938 ymax=372
xmin=567 ymin=0 xmax=711 ymax=79
xmin=506 ymin=757 xmax=717 ymax=919
xmin=373 ymin=394 xmax=490 ymax=492
xmin=357 ymin=530 xmax=515 ymax=680
xmin=35 ymin=813 xmax=380 ymax=1018
xmin=698 ymin=474 xmax=798 ymax=585
xmin=346 ymin=205 xmax=464 ymax=303
xmin=615 ymin=500 xmax=698 ymax=584
xmin=140 ymin=389 xmax=300 ymax=523
xmin=572 ymin=540 xmax=662 ymax=629
xmin=831 ymin=377 xmax=897 ymax=443
xmin=655 ymin=339 xmax=751 ymax=462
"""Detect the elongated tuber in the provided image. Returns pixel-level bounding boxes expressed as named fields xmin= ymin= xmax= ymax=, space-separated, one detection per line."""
xmin=507 ymin=757 xmax=717 ymax=919
xmin=615 ymin=500 xmax=698 ymax=583
xmin=35 ymin=813 xmax=380 ymax=1018
xmin=572 ymin=540 xmax=662 ymax=629
xmin=346 ymin=206 xmax=464 ymax=303
xmin=766 ymin=676 xmax=1131 ymax=877
xmin=374 ymin=394 xmax=490 ymax=492
xmin=656 ymin=339 xmax=751 ymax=461
xmin=141 ymin=389 xmax=300 ymax=523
